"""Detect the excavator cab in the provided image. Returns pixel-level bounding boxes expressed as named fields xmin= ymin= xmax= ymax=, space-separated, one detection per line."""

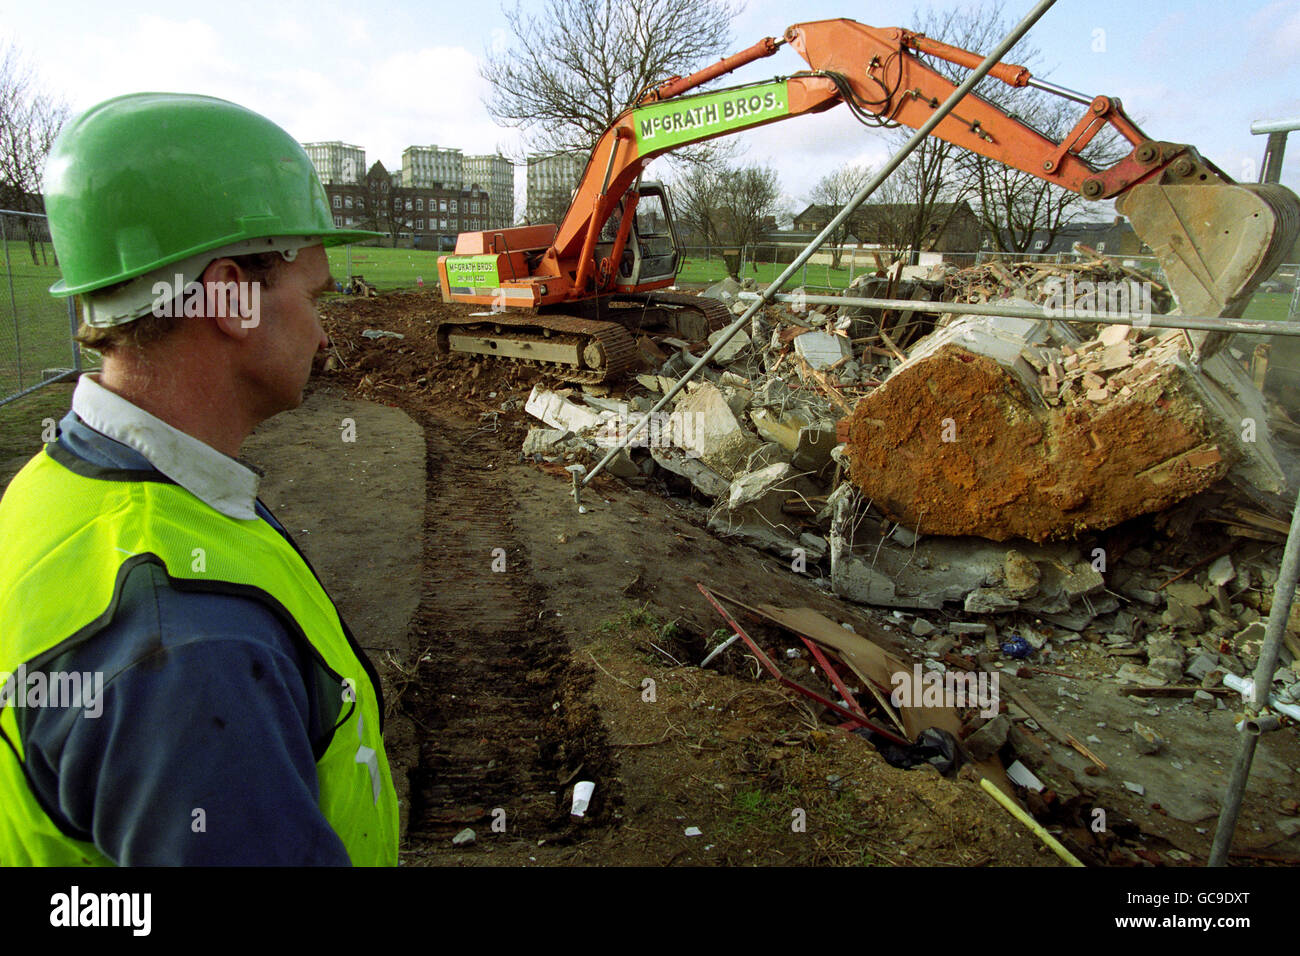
xmin=595 ymin=182 xmax=681 ymax=289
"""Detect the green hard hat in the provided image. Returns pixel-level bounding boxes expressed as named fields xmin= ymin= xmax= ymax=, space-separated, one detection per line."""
xmin=45 ymin=92 xmax=382 ymax=297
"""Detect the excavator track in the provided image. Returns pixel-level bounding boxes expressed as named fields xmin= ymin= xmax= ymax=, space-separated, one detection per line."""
xmin=438 ymin=291 xmax=730 ymax=383
xmin=436 ymin=312 xmax=640 ymax=384
xmin=614 ymin=290 xmax=734 ymax=339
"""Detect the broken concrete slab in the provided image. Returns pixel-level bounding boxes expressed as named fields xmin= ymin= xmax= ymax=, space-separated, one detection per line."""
xmin=702 ymin=277 xmax=742 ymax=303
xmin=744 ymin=441 xmax=792 ymax=472
xmin=727 ymin=462 xmax=794 ymax=514
xmin=792 ymin=423 xmax=838 ymax=474
xmin=749 ymin=407 xmax=806 ymax=452
xmin=1117 ymin=663 xmax=1167 ymax=687
xmin=666 ymin=382 xmax=761 ymax=480
xmin=793 ymin=330 xmax=852 ymax=369
xmin=602 ymin=448 xmax=641 ymax=480
xmin=707 ymin=326 xmax=751 ymax=365
xmin=964 ymin=588 xmax=1020 ymax=615
xmin=526 ymin=385 xmax=607 ymax=433
xmin=1186 ymin=652 xmax=1221 ymax=682
xmin=1037 ymin=594 xmax=1119 ymax=631
xmin=1166 ymin=580 xmax=1213 ymax=608
xmin=1003 ymin=550 xmax=1042 ymax=599
xmin=827 ymin=519 xmax=1093 ymax=612
xmin=650 ymin=445 xmax=730 ymax=498
xmin=965 ymin=714 xmax=1011 ymax=762
xmin=522 ymin=427 xmax=571 ymax=456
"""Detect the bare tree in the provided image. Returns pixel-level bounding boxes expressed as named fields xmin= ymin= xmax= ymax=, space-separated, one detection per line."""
xmin=863 ymin=140 xmax=979 ymax=258
xmin=526 ymin=187 xmax=578 ymax=228
xmin=806 ymin=163 xmax=873 ymax=267
xmin=482 ymin=0 xmax=742 ymax=161
xmin=961 ymin=94 xmax=1126 ymax=253
xmin=716 ymin=164 xmax=780 ymax=251
xmin=670 ymin=162 xmax=726 ymax=252
xmin=0 ymin=40 xmax=68 ymax=263
xmin=902 ymin=1 xmax=1123 ymax=252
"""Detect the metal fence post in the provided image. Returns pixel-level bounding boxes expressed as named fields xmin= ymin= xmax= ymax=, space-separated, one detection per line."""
xmin=68 ymin=296 xmax=81 ymax=374
xmin=2 ymin=214 xmax=21 ymax=390
xmin=1 ymin=208 xmax=86 ymax=407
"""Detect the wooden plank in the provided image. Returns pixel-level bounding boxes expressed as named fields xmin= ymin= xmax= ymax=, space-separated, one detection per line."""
xmin=794 ymin=356 xmax=855 ymax=415
xmin=748 ymin=603 xmax=1015 ymax=797
xmin=877 ymin=328 xmax=908 ymax=364
xmin=1000 ymin=674 xmax=1108 ymax=771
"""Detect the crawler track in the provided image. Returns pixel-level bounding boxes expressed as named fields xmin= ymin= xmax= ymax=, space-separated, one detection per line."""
xmin=400 ymin=408 xmax=616 ymax=845
xmin=436 ymin=291 xmax=731 ymax=383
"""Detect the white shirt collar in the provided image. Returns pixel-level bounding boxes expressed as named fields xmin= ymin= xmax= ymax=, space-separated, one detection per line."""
xmin=71 ymin=374 xmax=260 ymax=521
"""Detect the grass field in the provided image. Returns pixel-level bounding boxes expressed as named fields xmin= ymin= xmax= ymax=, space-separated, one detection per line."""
xmin=323 ymin=244 xmax=861 ymax=292
xmin=325 ymin=245 xmax=447 ymax=291
xmin=676 ymin=255 xmax=857 ymax=290
xmin=0 ymin=241 xmax=80 ymax=399
xmin=1242 ymin=291 xmax=1294 ymax=323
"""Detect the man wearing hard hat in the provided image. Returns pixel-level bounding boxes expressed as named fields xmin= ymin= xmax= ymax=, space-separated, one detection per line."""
xmin=0 ymin=93 xmax=399 ymax=865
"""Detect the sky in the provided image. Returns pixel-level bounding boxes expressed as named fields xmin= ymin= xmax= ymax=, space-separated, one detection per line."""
xmin=3 ymin=0 xmax=1299 ymax=219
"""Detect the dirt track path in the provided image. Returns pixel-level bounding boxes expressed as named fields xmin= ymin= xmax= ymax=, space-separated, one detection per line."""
xmin=403 ymin=412 xmax=555 ymax=835
xmin=397 ymin=407 xmax=619 ymax=862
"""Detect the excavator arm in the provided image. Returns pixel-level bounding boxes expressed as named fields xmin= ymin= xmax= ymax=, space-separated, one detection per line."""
xmin=439 ymin=17 xmax=1299 ymax=375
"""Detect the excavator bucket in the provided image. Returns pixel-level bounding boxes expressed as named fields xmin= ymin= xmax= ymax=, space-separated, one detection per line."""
xmin=1118 ymin=182 xmax=1300 ymax=361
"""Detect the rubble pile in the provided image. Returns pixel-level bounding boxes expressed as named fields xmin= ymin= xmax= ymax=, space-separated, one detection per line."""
xmin=942 ymin=253 xmax=1174 ymax=314
xmin=518 ymin=258 xmax=1298 ymax=655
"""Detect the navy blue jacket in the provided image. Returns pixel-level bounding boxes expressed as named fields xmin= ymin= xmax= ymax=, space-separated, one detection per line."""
xmin=15 ymin=412 xmax=354 ymax=865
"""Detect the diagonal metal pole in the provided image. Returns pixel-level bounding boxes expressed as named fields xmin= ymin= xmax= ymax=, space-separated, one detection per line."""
xmin=1208 ymin=481 xmax=1300 ymax=866
xmin=582 ymin=0 xmax=1062 ymax=488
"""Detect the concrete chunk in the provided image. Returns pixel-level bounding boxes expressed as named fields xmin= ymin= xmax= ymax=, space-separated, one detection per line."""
xmin=707 ymin=326 xmax=751 ymax=365
xmin=728 ymin=462 xmax=794 ymax=512
xmin=522 ymin=427 xmax=570 ymax=456
xmin=844 ymin=338 xmax=1234 ymax=542
xmin=964 ymin=588 xmax=1020 ymax=615
xmin=793 ymin=330 xmax=851 ymax=369
xmin=667 ymin=382 xmax=760 ymax=479
xmin=525 ymin=385 xmax=605 ymax=433
xmin=650 ymin=445 xmax=730 ymax=498
xmin=749 ymin=407 xmax=806 ymax=452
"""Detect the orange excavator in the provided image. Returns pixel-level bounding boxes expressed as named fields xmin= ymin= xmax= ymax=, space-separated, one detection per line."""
xmin=437 ymin=18 xmax=1300 ymax=382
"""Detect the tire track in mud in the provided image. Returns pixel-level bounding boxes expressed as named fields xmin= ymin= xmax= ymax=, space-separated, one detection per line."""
xmin=399 ymin=407 xmax=616 ymax=848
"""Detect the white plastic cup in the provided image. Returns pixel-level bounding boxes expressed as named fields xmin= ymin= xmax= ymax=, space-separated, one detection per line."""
xmin=571 ymin=780 xmax=596 ymax=817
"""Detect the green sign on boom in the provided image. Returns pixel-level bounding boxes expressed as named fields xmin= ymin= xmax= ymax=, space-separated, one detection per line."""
xmin=632 ymin=80 xmax=791 ymax=152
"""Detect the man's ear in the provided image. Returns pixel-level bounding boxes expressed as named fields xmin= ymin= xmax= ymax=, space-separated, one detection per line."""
xmin=202 ymin=258 xmax=256 ymax=340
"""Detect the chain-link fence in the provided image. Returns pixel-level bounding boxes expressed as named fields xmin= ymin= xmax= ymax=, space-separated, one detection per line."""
xmin=1 ymin=209 xmax=82 ymax=407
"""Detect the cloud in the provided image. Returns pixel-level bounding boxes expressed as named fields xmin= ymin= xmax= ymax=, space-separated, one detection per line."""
xmin=53 ymin=12 xmax=518 ymax=174
xmin=1247 ymin=1 xmax=1300 ymax=64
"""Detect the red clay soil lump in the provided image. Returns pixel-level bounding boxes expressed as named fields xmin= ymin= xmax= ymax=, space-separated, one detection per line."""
xmin=844 ymin=344 xmax=1228 ymax=542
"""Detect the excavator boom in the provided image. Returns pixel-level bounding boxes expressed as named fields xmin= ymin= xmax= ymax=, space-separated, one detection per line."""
xmin=439 ymin=17 xmax=1300 ymax=378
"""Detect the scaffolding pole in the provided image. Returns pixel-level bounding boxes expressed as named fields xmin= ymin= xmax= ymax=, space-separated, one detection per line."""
xmin=735 ymin=291 xmax=1300 ymax=337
